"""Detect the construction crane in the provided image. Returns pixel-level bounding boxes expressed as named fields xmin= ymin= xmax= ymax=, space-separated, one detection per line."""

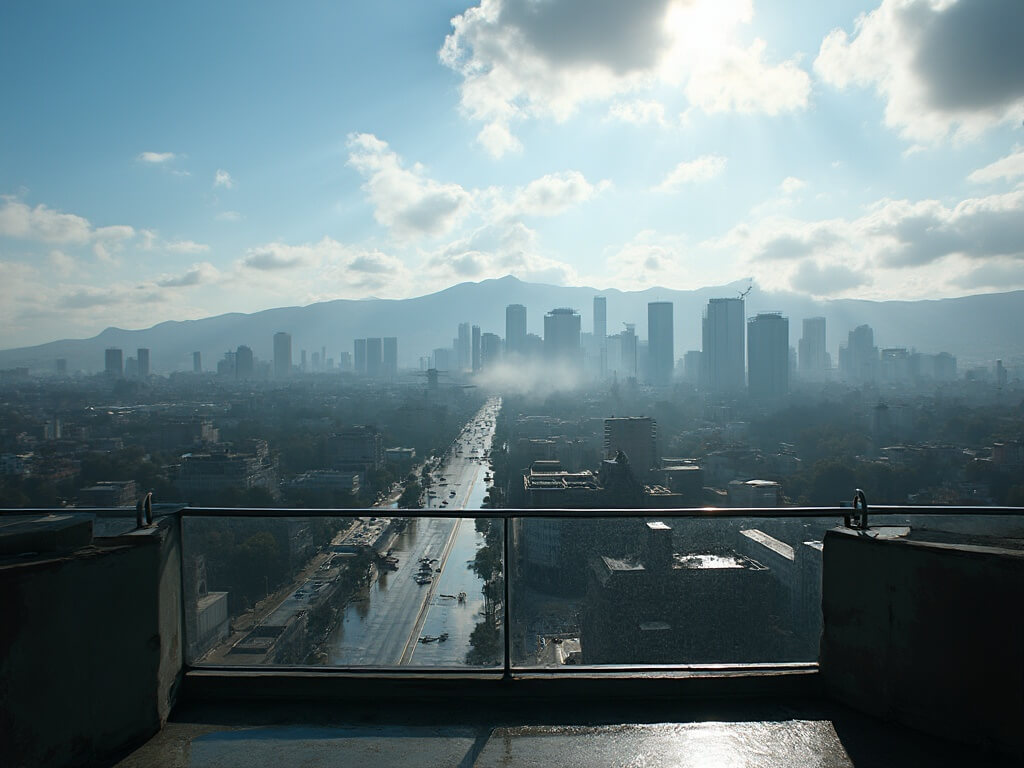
xmin=738 ymin=283 xmax=753 ymax=300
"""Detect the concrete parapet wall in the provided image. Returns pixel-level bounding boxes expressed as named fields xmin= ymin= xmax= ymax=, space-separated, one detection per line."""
xmin=0 ymin=517 xmax=183 ymax=768
xmin=820 ymin=527 xmax=1024 ymax=757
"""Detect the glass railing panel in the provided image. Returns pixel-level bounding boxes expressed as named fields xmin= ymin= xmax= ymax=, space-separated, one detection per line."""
xmin=181 ymin=514 xmax=504 ymax=669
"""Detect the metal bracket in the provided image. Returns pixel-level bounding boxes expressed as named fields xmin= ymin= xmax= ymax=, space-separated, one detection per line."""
xmin=844 ymin=489 xmax=869 ymax=529
xmin=135 ymin=492 xmax=153 ymax=529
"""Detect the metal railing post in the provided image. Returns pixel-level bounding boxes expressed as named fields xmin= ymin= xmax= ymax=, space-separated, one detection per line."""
xmin=502 ymin=515 xmax=511 ymax=680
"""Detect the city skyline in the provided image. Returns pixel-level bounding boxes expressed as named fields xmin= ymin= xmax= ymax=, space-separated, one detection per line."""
xmin=2 ymin=1 xmax=1024 ymax=349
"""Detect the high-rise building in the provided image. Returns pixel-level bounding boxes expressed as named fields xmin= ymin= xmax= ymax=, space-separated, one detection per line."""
xmin=193 ymin=351 xmax=202 ymax=373
xmin=544 ymin=308 xmax=581 ymax=366
xmin=136 ymin=348 xmax=150 ymax=378
xmin=480 ymin=332 xmax=502 ymax=369
xmin=604 ymin=417 xmax=657 ymax=474
xmin=432 ymin=347 xmax=452 ymax=371
xmin=457 ymin=323 xmax=471 ymax=372
xmin=235 ymin=345 xmax=255 ymax=380
xmin=594 ymin=296 xmax=608 ymax=377
xmin=798 ymin=317 xmax=828 ymax=378
xmin=273 ymin=332 xmax=292 ymax=379
xmin=701 ymin=298 xmax=745 ymax=393
xmin=105 ymin=348 xmax=123 ymax=378
xmin=747 ymin=313 xmax=789 ymax=398
xmin=366 ymin=337 xmax=383 ymax=378
xmin=505 ymin=304 xmax=527 ymax=356
xmin=338 ymin=351 xmax=352 ymax=372
xmin=471 ymin=325 xmax=481 ymax=372
xmin=647 ymin=302 xmax=674 ymax=386
xmin=383 ymin=337 xmax=398 ymax=380
xmin=354 ymin=338 xmax=367 ymax=375
xmin=683 ymin=350 xmax=702 ymax=384
xmin=838 ymin=325 xmax=877 ymax=383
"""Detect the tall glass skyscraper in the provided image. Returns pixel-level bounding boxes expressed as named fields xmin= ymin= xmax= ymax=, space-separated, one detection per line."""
xmin=648 ymin=301 xmax=674 ymax=386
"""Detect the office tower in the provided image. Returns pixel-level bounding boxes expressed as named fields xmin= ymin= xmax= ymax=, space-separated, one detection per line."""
xmin=593 ymin=296 xmax=607 ymax=343
xmin=544 ymin=308 xmax=581 ymax=365
xmin=505 ymin=304 xmax=527 ymax=356
xmin=235 ymin=345 xmax=255 ymax=380
xmin=701 ymin=298 xmax=745 ymax=393
xmin=471 ymin=325 xmax=481 ymax=372
xmin=457 ymin=323 xmax=471 ymax=372
xmin=798 ymin=317 xmax=828 ymax=377
xmin=354 ymin=339 xmax=366 ymax=376
xmin=594 ymin=296 xmax=607 ymax=377
xmin=432 ymin=347 xmax=452 ymax=371
xmin=312 ymin=351 xmax=321 ymax=372
xmin=604 ymin=417 xmax=657 ymax=473
xmin=683 ymin=350 xmax=702 ymax=384
xmin=274 ymin=332 xmax=292 ymax=378
xmin=136 ymin=348 xmax=150 ymax=378
xmin=366 ymin=337 xmax=383 ymax=378
xmin=105 ymin=348 xmax=123 ymax=378
xmin=338 ymin=351 xmax=352 ymax=372
xmin=648 ymin=302 xmax=674 ymax=386
xmin=480 ymin=332 xmax=502 ymax=369
xmin=383 ymin=337 xmax=398 ymax=380
xmin=300 ymin=349 xmax=308 ymax=373
xmin=747 ymin=313 xmax=789 ymax=397
xmin=193 ymin=351 xmax=202 ymax=373
xmin=838 ymin=325 xmax=877 ymax=383
xmin=124 ymin=356 xmax=138 ymax=378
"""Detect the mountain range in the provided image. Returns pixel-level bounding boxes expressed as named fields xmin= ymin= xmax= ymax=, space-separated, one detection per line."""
xmin=1 ymin=275 xmax=1020 ymax=374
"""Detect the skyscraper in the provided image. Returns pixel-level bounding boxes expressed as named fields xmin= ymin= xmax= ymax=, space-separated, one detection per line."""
xmin=354 ymin=338 xmax=367 ymax=375
xmin=604 ymin=417 xmax=657 ymax=474
xmin=235 ymin=345 xmax=255 ymax=380
xmin=136 ymin=348 xmax=150 ymax=378
xmin=701 ymin=298 xmax=745 ymax=393
xmin=366 ymin=337 xmax=383 ymax=378
xmin=104 ymin=348 xmax=123 ymax=378
xmin=798 ymin=317 xmax=828 ymax=378
xmin=471 ymin=325 xmax=481 ymax=372
xmin=747 ymin=313 xmax=789 ymax=398
xmin=457 ymin=322 xmax=471 ymax=372
xmin=544 ymin=308 xmax=581 ymax=365
xmin=839 ymin=325 xmax=878 ymax=383
xmin=383 ymin=337 xmax=398 ymax=380
xmin=193 ymin=351 xmax=202 ymax=373
xmin=480 ymin=332 xmax=502 ymax=369
xmin=274 ymin=332 xmax=292 ymax=378
xmin=647 ymin=301 xmax=674 ymax=386
xmin=593 ymin=296 xmax=607 ymax=343
xmin=505 ymin=304 xmax=527 ymax=356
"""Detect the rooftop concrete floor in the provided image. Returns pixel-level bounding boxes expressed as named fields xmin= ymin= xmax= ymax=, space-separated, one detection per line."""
xmin=112 ymin=696 xmax=1009 ymax=767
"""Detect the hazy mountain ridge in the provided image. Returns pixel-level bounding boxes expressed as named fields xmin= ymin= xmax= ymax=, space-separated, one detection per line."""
xmin=1 ymin=275 xmax=1020 ymax=373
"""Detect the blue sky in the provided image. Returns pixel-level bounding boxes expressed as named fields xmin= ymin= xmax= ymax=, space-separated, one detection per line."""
xmin=2 ymin=0 xmax=1023 ymax=348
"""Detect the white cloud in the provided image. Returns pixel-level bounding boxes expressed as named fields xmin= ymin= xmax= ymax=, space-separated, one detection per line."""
xmin=165 ymin=240 xmax=210 ymax=254
xmin=441 ymin=0 xmax=811 ymax=156
xmin=510 ymin=171 xmax=609 ymax=216
xmin=607 ymin=99 xmax=668 ymax=126
xmin=137 ymin=151 xmax=176 ymax=164
xmin=968 ymin=147 xmax=1024 ymax=184
xmin=814 ymin=0 xmax=1024 ymax=144
xmin=0 ymin=198 xmax=92 ymax=243
xmin=155 ymin=261 xmax=220 ymax=288
xmin=214 ymin=169 xmax=235 ymax=189
xmin=215 ymin=210 xmax=242 ymax=222
xmin=654 ymin=155 xmax=727 ymax=192
xmin=779 ymin=176 xmax=806 ymax=195
xmin=347 ymin=133 xmax=472 ymax=238
xmin=685 ymin=38 xmax=810 ymax=115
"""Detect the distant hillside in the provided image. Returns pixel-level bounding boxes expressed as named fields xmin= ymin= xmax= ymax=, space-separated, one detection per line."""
xmin=1 ymin=275 xmax=1020 ymax=373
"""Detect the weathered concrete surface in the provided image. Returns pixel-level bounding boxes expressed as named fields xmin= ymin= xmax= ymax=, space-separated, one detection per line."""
xmin=116 ymin=725 xmax=483 ymax=768
xmin=820 ymin=526 xmax=1024 ymax=757
xmin=0 ymin=516 xmax=183 ymax=768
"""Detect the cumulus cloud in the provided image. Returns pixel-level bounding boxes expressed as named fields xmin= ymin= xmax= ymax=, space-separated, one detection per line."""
xmin=347 ymin=133 xmax=471 ymax=238
xmin=605 ymin=231 xmax=691 ymax=289
xmin=441 ymin=0 xmax=811 ymax=156
xmin=968 ymin=147 xmax=1024 ymax=184
xmin=137 ymin=151 xmax=176 ymax=164
xmin=214 ymin=169 xmax=235 ymax=189
xmin=165 ymin=239 xmax=210 ymax=254
xmin=0 ymin=198 xmax=93 ymax=243
xmin=510 ymin=171 xmax=609 ymax=216
xmin=607 ymin=99 xmax=668 ymax=126
xmin=155 ymin=262 xmax=219 ymax=288
xmin=654 ymin=155 xmax=727 ymax=192
xmin=215 ymin=210 xmax=242 ymax=222
xmin=815 ymin=0 xmax=1024 ymax=143
xmin=955 ymin=259 xmax=1024 ymax=290
xmin=779 ymin=176 xmax=806 ymax=195
xmin=789 ymin=260 xmax=869 ymax=294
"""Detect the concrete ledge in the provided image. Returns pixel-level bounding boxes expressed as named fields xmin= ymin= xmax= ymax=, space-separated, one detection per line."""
xmin=820 ymin=526 xmax=1024 ymax=757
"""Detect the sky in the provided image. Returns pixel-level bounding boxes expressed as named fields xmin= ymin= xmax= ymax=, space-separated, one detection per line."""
xmin=1 ymin=0 xmax=1023 ymax=349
